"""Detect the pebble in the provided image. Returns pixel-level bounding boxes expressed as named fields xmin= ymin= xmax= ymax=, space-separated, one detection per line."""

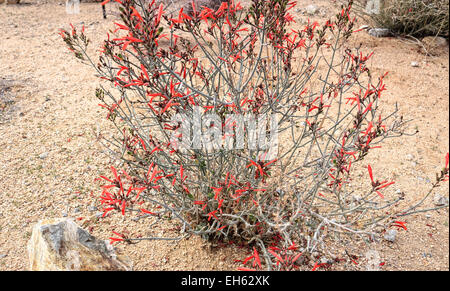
xmin=73 ymin=207 xmax=80 ymax=214
xmin=39 ymin=152 xmax=49 ymax=159
xmin=411 ymin=61 xmax=419 ymax=68
xmin=368 ymin=28 xmax=390 ymax=38
xmin=406 ymin=154 xmax=415 ymax=161
xmin=305 ymin=4 xmax=318 ymax=15
xmin=352 ymin=195 xmax=362 ymax=202
xmin=0 ymin=254 xmax=7 ymax=259
xmin=320 ymin=257 xmax=329 ymax=264
xmin=434 ymin=194 xmax=449 ymax=206
xmin=88 ymin=206 xmax=98 ymax=212
xmin=384 ymin=229 xmax=397 ymax=242
xmin=62 ymin=212 xmax=68 ymax=217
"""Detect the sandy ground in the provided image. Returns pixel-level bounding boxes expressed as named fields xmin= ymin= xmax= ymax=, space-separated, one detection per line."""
xmin=0 ymin=0 xmax=448 ymax=271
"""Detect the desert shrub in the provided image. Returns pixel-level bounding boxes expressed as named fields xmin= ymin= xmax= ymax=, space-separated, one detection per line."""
xmin=60 ymin=0 xmax=449 ymax=270
xmin=353 ymin=0 xmax=449 ymax=37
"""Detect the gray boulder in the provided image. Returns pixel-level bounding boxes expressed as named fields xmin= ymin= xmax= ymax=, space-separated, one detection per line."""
xmin=27 ymin=218 xmax=132 ymax=271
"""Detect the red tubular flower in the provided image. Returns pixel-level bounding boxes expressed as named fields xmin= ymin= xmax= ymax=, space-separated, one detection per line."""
xmin=246 ymin=159 xmax=266 ymax=178
xmin=207 ymin=210 xmax=218 ymax=221
xmin=392 ymin=221 xmax=407 ymax=230
xmin=292 ymin=252 xmax=302 ymax=263
xmin=211 ymin=186 xmax=223 ymax=200
xmin=215 ymin=1 xmax=228 ymax=16
xmin=217 ymin=199 xmax=224 ymax=210
xmin=367 ymin=165 xmax=395 ymax=198
xmin=367 ymin=165 xmax=374 ymax=184
xmin=140 ymin=209 xmax=157 ymax=215
xmin=113 ymin=22 xmax=129 ymax=32
xmin=268 ymin=249 xmax=284 ymax=264
xmin=237 ymin=267 xmax=256 ymax=271
xmin=120 ymin=200 xmax=126 ymax=215
xmin=140 ymin=64 xmax=149 ymax=81
xmin=155 ymin=3 xmax=163 ymax=25
xmin=109 ymin=231 xmax=125 ymax=244
xmin=253 ymin=247 xmax=261 ymax=268
xmin=217 ymin=225 xmax=227 ymax=231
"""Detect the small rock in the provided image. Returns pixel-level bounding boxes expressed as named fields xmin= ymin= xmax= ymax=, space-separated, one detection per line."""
xmin=88 ymin=206 xmax=98 ymax=212
xmin=39 ymin=152 xmax=49 ymax=159
xmin=62 ymin=212 xmax=68 ymax=218
xmin=352 ymin=195 xmax=362 ymax=202
xmin=0 ymin=254 xmax=7 ymax=259
xmin=368 ymin=28 xmax=390 ymax=38
xmin=406 ymin=154 xmax=415 ymax=161
xmin=95 ymin=211 xmax=103 ymax=219
xmin=411 ymin=61 xmax=419 ymax=68
xmin=434 ymin=194 xmax=449 ymax=206
xmin=384 ymin=229 xmax=397 ymax=242
xmin=275 ymin=189 xmax=285 ymax=197
xmin=73 ymin=207 xmax=80 ymax=214
xmin=320 ymin=257 xmax=329 ymax=264
xmin=305 ymin=4 xmax=318 ymax=15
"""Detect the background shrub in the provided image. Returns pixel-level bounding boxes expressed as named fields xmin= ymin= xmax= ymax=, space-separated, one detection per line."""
xmin=354 ymin=0 xmax=449 ymax=37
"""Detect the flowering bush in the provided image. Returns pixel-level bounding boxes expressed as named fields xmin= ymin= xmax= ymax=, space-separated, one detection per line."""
xmin=60 ymin=0 xmax=448 ymax=270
